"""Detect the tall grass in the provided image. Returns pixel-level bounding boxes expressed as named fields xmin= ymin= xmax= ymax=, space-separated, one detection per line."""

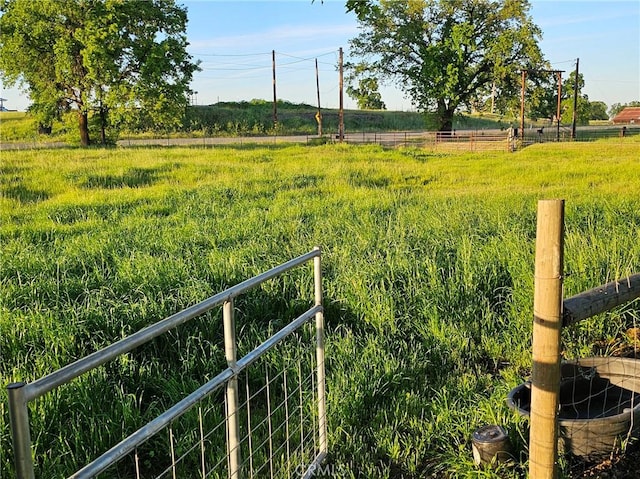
xmin=1 ymin=137 xmax=639 ymax=478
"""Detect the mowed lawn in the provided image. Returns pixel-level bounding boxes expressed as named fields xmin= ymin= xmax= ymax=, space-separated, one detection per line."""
xmin=1 ymin=138 xmax=639 ymax=478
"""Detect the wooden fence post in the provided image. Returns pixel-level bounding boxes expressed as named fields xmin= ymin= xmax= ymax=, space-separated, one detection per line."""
xmin=530 ymin=199 xmax=565 ymax=479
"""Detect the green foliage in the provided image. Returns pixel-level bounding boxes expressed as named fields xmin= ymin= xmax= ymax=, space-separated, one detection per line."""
xmin=562 ymin=70 xmax=585 ymax=100
xmin=559 ymin=71 xmax=590 ymax=125
xmin=182 ymin=101 xmax=426 ymax=136
xmin=346 ymin=0 xmax=545 ymax=131
xmin=588 ymin=101 xmax=609 ymax=121
xmin=526 ymin=73 xmax=559 ymax=122
xmin=0 ymin=111 xmax=77 ymax=143
xmin=561 ymin=97 xmax=590 ymax=126
xmin=519 ymin=70 xmax=598 ymax=127
xmin=347 ymin=76 xmax=386 ymax=110
xmin=1 ymin=139 xmax=639 ymax=477
xmin=0 ymin=0 xmax=199 ymax=146
xmin=346 ymin=63 xmax=386 ymax=110
xmin=0 ymin=111 xmax=38 ymax=141
xmin=556 ymin=73 xmax=584 ymax=126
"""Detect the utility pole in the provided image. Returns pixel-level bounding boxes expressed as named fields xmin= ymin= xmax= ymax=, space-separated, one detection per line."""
xmin=556 ymin=71 xmax=562 ymax=142
xmin=571 ymin=58 xmax=579 ymax=140
xmin=315 ymin=59 xmax=322 ymax=137
xmin=272 ymin=50 xmax=278 ymax=128
xmin=491 ymin=81 xmax=496 ymax=114
xmin=520 ymin=70 xmax=526 ymax=142
xmin=338 ymin=47 xmax=344 ymax=142
xmin=521 ymin=69 xmax=564 ymax=145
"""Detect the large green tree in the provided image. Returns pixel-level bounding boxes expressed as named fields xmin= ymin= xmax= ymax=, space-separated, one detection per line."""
xmin=346 ymin=0 xmax=545 ymax=131
xmin=0 ymin=0 xmax=199 ymax=146
xmin=589 ymin=101 xmax=608 ymax=121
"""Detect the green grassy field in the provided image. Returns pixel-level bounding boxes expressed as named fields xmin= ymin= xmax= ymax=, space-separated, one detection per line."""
xmin=1 ymin=138 xmax=639 ymax=477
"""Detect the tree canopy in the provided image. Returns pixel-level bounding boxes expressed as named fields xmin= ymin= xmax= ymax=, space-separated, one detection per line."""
xmin=346 ymin=0 xmax=545 ymax=131
xmin=346 ymin=66 xmax=387 ymax=110
xmin=559 ymin=71 xmax=589 ymax=126
xmin=588 ymin=101 xmax=608 ymax=121
xmin=0 ymin=0 xmax=200 ymax=146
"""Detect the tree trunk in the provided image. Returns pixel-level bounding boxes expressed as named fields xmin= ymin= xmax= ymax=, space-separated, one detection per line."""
xmin=78 ymin=110 xmax=91 ymax=146
xmin=436 ymin=101 xmax=455 ymax=132
xmin=439 ymin=114 xmax=454 ymax=132
xmin=99 ymin=106 xmax=106 ymax=146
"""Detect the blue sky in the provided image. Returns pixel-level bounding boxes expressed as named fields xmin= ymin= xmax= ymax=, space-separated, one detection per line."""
xmin=1 ymin=0 xmax=638 ymax=113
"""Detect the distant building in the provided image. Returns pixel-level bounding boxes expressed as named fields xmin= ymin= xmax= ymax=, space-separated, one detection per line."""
xmin=612 ymin=107 xmax=640 ymax=124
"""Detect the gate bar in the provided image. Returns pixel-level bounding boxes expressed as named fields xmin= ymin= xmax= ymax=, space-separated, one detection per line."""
xmin=7 ymin=383 xmax=34 ymax=479
xmin=224 ymin=298 xmax=241 ymax=479
xmin=314 ymin=247 xmax=327 ymax=455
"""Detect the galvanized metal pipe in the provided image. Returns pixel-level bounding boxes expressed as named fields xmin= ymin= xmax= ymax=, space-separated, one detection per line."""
xmin=314 ymin=246 xmax=327 ymax=455
xmin=7 ymin=382 xmax=34 ymax=479
xmin=223 ymin=299 xmax=241 ymax=479
xmin=237 ymin=306 xmax=322 ymax=372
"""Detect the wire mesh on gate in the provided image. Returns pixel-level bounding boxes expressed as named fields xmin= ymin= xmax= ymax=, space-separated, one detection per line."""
xmin=91 ymin=325 xmax=323 ymax=479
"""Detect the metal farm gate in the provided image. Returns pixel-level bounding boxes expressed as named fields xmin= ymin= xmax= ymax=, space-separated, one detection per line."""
xmin=8 ymin=248 xmax=327 ymax=479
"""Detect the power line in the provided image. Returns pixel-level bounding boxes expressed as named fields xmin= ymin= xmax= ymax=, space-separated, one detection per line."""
xmin=278 ymin=59 xmax=312 ymax=67
xmin=274 ymin=51 xmax=338 ymax=67
xmin=192 ymin=49 xmax=338 ymax=73
xmin=199 ymin=58 xmax=269 ymax=66
xmin=275 ymin=50 xmax=336 ymax=61
xmin=589 ymin=79 xmax=638 ymax=83
xmin=548 ymin=59 xmax=577 ymax=65
xmin=199 ymin=66 xmax=271 ymax=72
xmin=190 ymin=48 xmax=344 ymax=107
xmin=190 ymin=52 xmax=270 ymax=57
xmin=196 ymin=74 xmax=270 ymax=80
xmin=322 ymin=85 xmax=339 ymax=94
